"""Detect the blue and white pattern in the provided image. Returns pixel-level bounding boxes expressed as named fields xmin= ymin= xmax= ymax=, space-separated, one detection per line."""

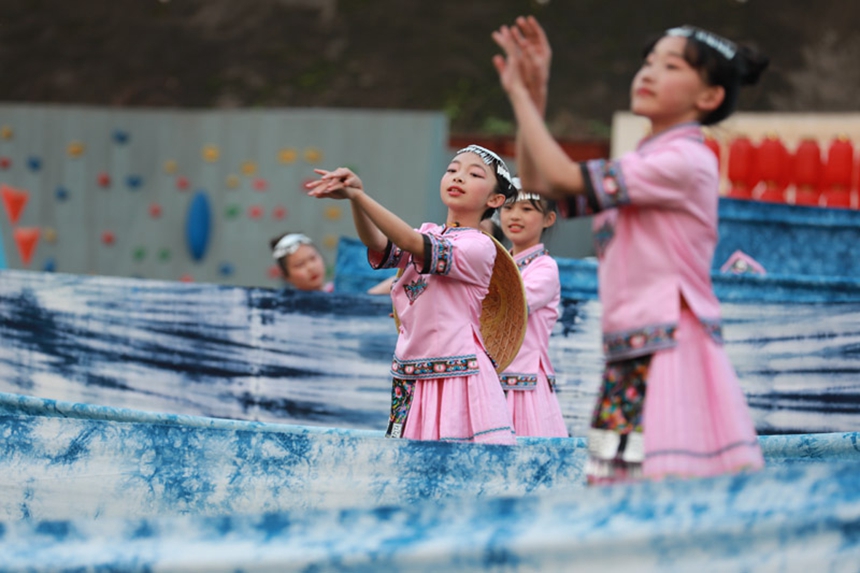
xmin=2 ymin=265 xmax=860 ymax=571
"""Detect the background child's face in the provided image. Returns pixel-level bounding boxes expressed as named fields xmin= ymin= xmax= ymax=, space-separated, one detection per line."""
xmin=500 ymin=200 xmax=553 ymax=248
xmin=284 ymin=244 xmax=326 ymax=291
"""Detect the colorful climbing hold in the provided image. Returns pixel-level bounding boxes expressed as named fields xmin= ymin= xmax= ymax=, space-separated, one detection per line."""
xmin=324 ymin=205 xmax=342 ymax=220
xmin=304 ymin=147 xmax=323 ymax=163
xmin=112 ymin=130 xmax=129 ymax=144
xmin=176 ymin=176 xmax=190 ymax=191
xmin=97 ymin=172 xmax=111 ymax=188
xmin=278 ymin=148 xmax=297 ymax=164
xmin=43 ymin=227 xmax=58 ymax=244
xmin=149 ymin=203 xmax=163 ymax=218
xmin=185 ymin=191 xmax=212 ymax=262
xmin=158 ymin=248 xmax=171 ymax=262
xmin=241 ymin=161 xmax=257 ymax=176
xmin=13 ymin=227 xmax=39 ymax=266
xmin=67 ymin=141 xmax=85 ymax=158
xmin=0 ymin=157 xmax=10 ymax=169
xmin=218 ymin=262 xmax=234 ymax=276
xmin=1 ymin=184 xmax=29 ymax=225
xmin=225 ymin=174 xmax=240 ymax=189
xmin=55 ymin=187 xmax=69 ymax=201
xmin=1 ymin=126 xmax=13 ymax=140
xmin=248 ymin=205 xmax=264 ymax=219
xmin=202 ymin=145 xmax=220 ymax=162
xmin=179 ymin=274 xmax=194 ymax=283
xmin=224 ymin=204 xmax=241 ymax=219
xmin=164 ymin=160 xmax=178 ymax=174
xmin=43 ymin=258 xmax=56 ymax=272
xmin=27 ymin=156 xmax=42 ymax=172
xmin=253 ymin=178 xmax=268 ymax=191
xmin=126 ymin=175 xmax=143 ymax=189
xmin=272 ymin=205 xmax=288 ymax=220
xmin=133 ymin=246 xmax=147 ymax=261
xmin=101 ymin=231 xmax=116 ymax=246
xmin=267 ymin=264 xmax=282 ymax=280
xmin=322 ymin=234 xmax=338 ymax=250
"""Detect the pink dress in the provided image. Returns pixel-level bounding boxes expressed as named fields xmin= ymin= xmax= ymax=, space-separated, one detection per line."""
xmin=368 ymin=223 xmax=516 ymax=445
xmin=501 ymin=244 xmax=569 ymax=437
xmin=559 ymin=122 xmax=764 ymax=483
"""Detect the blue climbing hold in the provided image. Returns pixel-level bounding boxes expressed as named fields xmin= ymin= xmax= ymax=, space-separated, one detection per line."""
xmin=185 ymin=190 xmax=211 ymax=262
xmin=113 ymin=130 xmax=129 ymax=144
xmin=27 ymin=156 xmax=41 ymax=172
xmin=126 ymin=175 xmax=143 ymax=189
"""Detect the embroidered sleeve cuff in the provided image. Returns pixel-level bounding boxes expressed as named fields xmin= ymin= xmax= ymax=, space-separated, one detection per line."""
xmin=415 ymin=233 xmax=453 ymax=275
xmin=584 ymin=159 xmax=631 ymax=211
xmin=368 ymin=240 xmax=404 ymax=269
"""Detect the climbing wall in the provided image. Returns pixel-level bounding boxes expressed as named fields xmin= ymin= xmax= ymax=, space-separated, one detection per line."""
xmin=0 ymin=105 xmax=448 ymax=286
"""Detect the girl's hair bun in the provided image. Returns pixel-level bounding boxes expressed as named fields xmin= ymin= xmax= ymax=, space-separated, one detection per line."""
xmin=737 ymin=44 xmax=769 ymax=86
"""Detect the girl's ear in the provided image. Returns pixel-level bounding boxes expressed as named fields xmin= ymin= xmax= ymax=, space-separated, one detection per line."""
xmin=544 ymin=210 xmax=557 ymax=229
xmin=697 ymin=84 xmax=725 ymax=114
xmin=487 ymin=193 xmax=507 ymax=209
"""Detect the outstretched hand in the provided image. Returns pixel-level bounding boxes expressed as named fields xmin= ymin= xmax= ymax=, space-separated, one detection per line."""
xmin=305 ymin=167 xmax=363 ymax=200
xmin=492 ymin=16 xmax=552 ymax=109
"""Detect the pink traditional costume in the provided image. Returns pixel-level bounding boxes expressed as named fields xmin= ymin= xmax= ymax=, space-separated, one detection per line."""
xmin=560 ymin=122 xmax=764 ymax=482
xmin=501 ymin=243 xmax=568 ymax=437
xmin=369 ymin=222 xmax=516 ymax=445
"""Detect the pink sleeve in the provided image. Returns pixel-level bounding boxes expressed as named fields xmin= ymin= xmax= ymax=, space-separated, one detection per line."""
xmin=417 ymin=230 xmax=495 ymax=286
xmin=581 ymin=142 xmax=715 ymax=211
xmin=522 ymin=258 xmax=560 ymax=314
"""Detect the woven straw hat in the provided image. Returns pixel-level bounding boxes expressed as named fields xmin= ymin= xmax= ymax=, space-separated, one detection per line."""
xmin=393 ymin=231 xmax=527 ymax=373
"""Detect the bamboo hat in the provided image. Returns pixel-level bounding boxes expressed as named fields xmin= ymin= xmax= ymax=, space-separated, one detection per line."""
xmin=393 ymin=231 xmax=528 ymax=373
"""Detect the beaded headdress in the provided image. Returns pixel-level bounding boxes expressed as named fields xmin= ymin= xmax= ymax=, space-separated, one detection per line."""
xmin=665 ymin=25 xmax=737 ymax=61
xmin=272 ymin=233 xmax=313 ymax=260
xmin=455 ymin=144 xmax=516 ymax=199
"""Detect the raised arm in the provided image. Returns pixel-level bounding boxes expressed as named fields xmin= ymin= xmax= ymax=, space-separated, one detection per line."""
xmin=305 ymin=167 xmax=426 ymax=261
xmin=503 ymin=17 xmax=552 ymax=193
xmin=493 ymin=21 xmax=585 ymax=199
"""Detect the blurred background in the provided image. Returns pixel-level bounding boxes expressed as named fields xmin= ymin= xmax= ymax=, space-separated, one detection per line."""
xmin=0 ymin=0 xmax=857 ymax=287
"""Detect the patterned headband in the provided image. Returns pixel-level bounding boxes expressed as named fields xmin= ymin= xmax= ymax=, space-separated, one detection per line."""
xmin=272 ymin=233 xmax=312 ymax=260
xmin=666 ymin=26 xmax=737 ymax=61
xmin=455 ymin=144 xmax=515 ymax=191
xmin=505 ymin=177 xmax=543 ymax=204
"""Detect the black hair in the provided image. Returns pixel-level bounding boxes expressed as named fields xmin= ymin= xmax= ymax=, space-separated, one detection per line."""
xmin=642 ymin=27 xmax=769 ymax=125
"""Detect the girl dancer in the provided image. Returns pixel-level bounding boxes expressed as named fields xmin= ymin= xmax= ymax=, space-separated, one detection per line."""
xmin=499 ymin=181 xmax=568 ymax=437
xmin=306 ymin=145 xmax=518 ymax=444
xmin=494 ymin=19 xmax=768 ymax=482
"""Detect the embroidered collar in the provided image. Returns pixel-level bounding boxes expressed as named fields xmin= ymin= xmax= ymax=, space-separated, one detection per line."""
xmin=638 ymin=122 xmax=704 ymax=152
xmin=513 ymin=243 xmax=548 ymax=270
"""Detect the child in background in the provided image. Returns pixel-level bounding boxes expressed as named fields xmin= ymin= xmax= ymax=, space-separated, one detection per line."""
xmin=269 ymin=233 xmax=334 ymax=292
xmin=499 ymin=179 xmax=568 ymax=437
xmin=305 ymin=145 xmax=518 ymax=444
xmin=493 ymin=19 xmax=768 ymax=482
xmin=270 ymin=232 xmax=334 ymax=292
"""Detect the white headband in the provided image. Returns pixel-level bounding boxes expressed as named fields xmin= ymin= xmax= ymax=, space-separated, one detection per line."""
xmin=455 ymin=144 xmax=514 ymax=190
xmin=272 ymin=233 xmax=312 ymax=260
xmin=506 ymin=177 xmax=543 ymax=204
xmin=666 ymin=26 xmax=737 ymax=61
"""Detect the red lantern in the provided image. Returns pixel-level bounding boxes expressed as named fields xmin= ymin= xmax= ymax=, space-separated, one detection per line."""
xmin=756 ymin=135 xmax=791 ymax=203
xmin=727 ymin=136 xmax=758 ymax=199
xmin=792 ymin=138 xmax=822 ymax=207
xmin=821 ymin=136 xmax=854 ymax=209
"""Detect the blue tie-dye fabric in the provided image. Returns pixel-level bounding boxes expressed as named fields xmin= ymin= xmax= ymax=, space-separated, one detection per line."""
xmin=2 ymin=269 xmax=860 ymax=437
xmin=2 ymin=268 xmax=860 ymax=571
xmin=0 ymin=392 xmax=859 ymax=571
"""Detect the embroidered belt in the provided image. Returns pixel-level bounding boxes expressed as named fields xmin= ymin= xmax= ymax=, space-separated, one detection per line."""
xmin=390 ymin=354 xmax=480 ymax=380
xmin=499 ymin=373 xmax=558 ymax=391
xmin=603 ymin=318 xmax=725 ymax=361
